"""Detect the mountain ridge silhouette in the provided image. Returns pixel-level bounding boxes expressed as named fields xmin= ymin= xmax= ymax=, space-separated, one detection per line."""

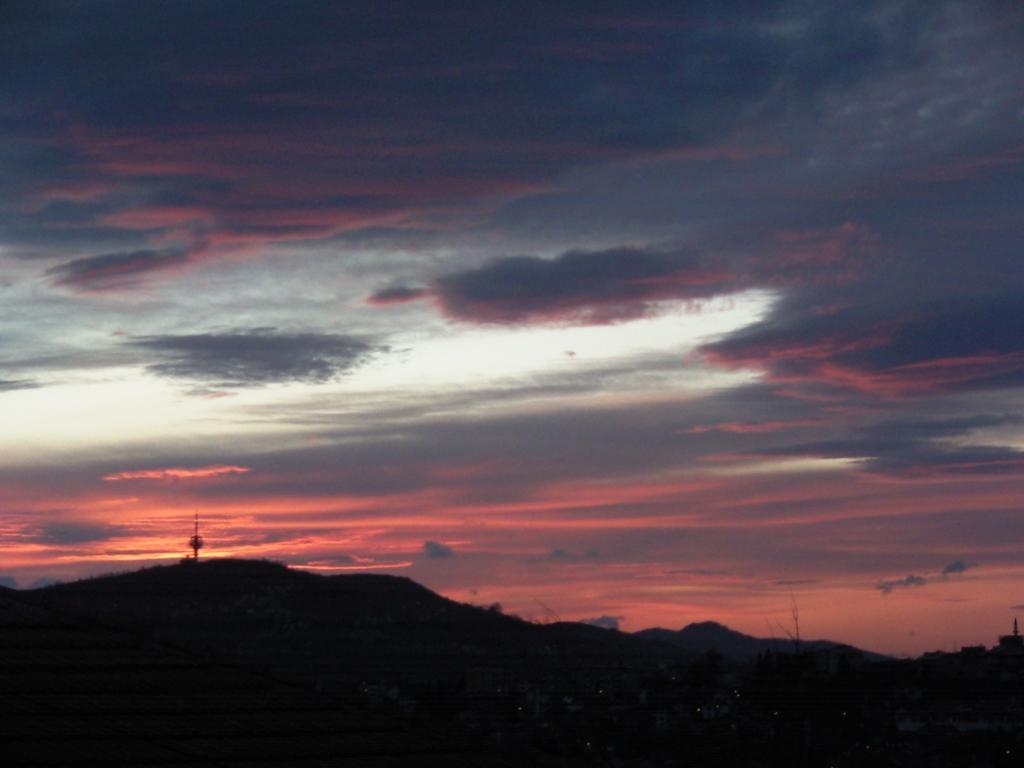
xmin=24 ymin=558 xmax=885 ymax=671
xmin=25 ymin=558 xmax=692 ymax=685
xmin=635 ymin=620 xmax=886 ymax=661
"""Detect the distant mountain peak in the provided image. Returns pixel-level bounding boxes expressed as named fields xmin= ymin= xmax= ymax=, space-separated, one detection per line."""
xmin=681 ymin=620 xmax=732 ymax=632
xmin=636 ymin=621 xmax=882 ymax=661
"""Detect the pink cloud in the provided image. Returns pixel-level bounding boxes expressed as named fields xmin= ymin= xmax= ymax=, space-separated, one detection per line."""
xmin=809 ymin=353 xmax=1024 ymax=398
xmin=686 ymin=419 xmax=822 ymax=434
xmin=35 ymin=180 xmax=117 ymax=203
xmin=99 ymin=206 xmax=213 ymax=230
xmin=103 ymin=465 xmax=252 ymax=481
xmin=766 ymin=221 xmax=879 ymax=286
xmin=293 ymin=560 xmax=414 ymax=572
xmin=896 ymin=145 xmax=1024 ymax=184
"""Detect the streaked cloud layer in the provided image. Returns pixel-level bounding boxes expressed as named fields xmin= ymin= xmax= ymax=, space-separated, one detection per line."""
xmin=1 ymin=1 xmax=1022 ymax=655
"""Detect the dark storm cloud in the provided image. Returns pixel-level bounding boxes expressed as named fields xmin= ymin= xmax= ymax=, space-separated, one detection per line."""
xmin=867 ymin=444 xmax=1024 ymax=477
xmin=755 ymin=414 xmax=1024 ymax=477
xmin=366 ymin=285 xmax=429 ymax=305
xmin=877 ymin=559 xmax=978 ymax=594
xmin=703 ymin=293 xmax=1024 ymax=398
xmin=435 ymin=247 xmax=732 ymax=324
xmin=130 ymin=329 xmax=375 ymax=388
xmin=0 ymin=1 xmax=866 ymax=140
xmin=30 ymin=522 xmax=127 ymax=545
xmin=422 ymin=540 xmax=454 ymax=559
xmin=0 ymin=0 xmax=944 ymax=268
xmin=876 ymin=574 xmax=927 ymax=594
xmin=46 ymin=248 xmax=191 ymax=291
xmin=941 ymin=560 xmax=976 ymax=577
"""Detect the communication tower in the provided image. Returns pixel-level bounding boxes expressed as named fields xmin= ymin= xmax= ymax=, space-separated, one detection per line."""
xmin=188 ymin=512 xmax=204 ymax=560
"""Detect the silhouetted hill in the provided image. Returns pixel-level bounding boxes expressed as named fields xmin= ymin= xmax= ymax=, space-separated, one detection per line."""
xmin=0 ymin=582 xmax=518 ymax=767
xmin=36 ymin=558 xmax=486 ymax=630
xmin=635 ymin=620 xmax=884 ymax=661
xmin=26 ymin=559 xmax=688 ymax=692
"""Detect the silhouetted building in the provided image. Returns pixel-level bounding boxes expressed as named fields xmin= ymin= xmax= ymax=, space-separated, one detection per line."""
xmin=996 ymin=618 xmax=1023 ymax=653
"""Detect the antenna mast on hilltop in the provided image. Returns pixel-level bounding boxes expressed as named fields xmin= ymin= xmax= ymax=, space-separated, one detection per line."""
xmin=188 ymin=512 xmax=204 ymax=560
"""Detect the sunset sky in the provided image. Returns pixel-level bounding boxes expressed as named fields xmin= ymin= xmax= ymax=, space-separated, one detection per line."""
xmin=2 ymin=1 xmax=1023 ymax=655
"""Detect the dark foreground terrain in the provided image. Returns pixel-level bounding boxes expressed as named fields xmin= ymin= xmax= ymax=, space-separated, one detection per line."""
xmin=4 ymin=559 xmax=1022 ymax=766
xmin=0 ymin=580 xmax=518 ymax=767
